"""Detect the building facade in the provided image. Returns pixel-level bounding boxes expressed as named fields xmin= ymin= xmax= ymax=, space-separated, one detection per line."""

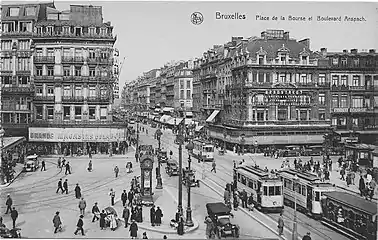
xmin=28 ymin=4 xmax=122 ymax=155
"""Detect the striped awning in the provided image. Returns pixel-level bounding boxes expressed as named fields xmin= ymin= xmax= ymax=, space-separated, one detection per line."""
xmin=159 ymin=115 xmax=172 ymax=123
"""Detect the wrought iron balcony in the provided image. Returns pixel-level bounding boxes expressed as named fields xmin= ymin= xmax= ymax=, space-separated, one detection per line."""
xmin=30 ymin=119 xmax=124 ymax=127
xmin=1 ymin=103 xmax=30 ymax=111
xmin=87 ymin=96 xmax=110 ymax=102
xmin=33 ymin=32 xmax=115 ymax=40
xmin=62 ymin=96 xmax=85 ymax=102
xmin=331 ymin=85 xmax=349 ymax=91
xmin=73 ymin=56 xmax=84 ymax=63
xmin=349 ymin=86 xmax=366 ymax=91
xmin=225 ymin=119 xmax=331 ymax=127
xmin=34 ymin=95 xmax=55 ymax=101
xmin=62 ymin=56 xmax=74 ymax=63
xmin=34 ymin=56 xmax=55 ymax=63
xmin=2 ymin=85 xmax=34 ymax=94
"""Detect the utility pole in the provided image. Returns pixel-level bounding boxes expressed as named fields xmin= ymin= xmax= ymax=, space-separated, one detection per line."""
xmin=177 ymin=108 xmax=184 ymax=216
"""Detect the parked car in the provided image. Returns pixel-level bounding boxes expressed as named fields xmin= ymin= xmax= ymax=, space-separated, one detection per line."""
xmin=206 ymin=202 xmax=240 ymax=238
xmin=280 ymin=145 xmax=301 ymax=157
xmin=23 ymin=155 xmax=40 ymax=172
xmin=158 ymin=150 xmax=168 ymax=163
xmin=303 ymin=145 xmax=323 ymax=156
xmin=165 ymin=160 xmax=179 ymax=176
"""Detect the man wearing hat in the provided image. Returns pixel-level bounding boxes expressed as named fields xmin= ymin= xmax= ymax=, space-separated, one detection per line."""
xmin=74 ymin=215 xmax=85 ymax=236
xmin=5 ymin=194 xmax=12 ymax=214
xmin=92 ymin=202 xmax=100 ymax=222
xmin=302 ymin=232 xmax=311 ymax=240
xmin=53 ymin=211 xmax=62 ymax=233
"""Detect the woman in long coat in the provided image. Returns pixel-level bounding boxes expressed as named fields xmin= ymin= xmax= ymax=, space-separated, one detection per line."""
xmin=136 ymin=206 xmax=143 ymax=223
xmin=129 ymin=220 xmax=138 ymax=239
xmin=75 ymin=184 xmax=81 ymax=199
xmin=109 ymin=214 xmax=117 ymax=231
xmin=154 ymin=207 xmax=163 ymax=226
xmin=130 ymin=206 xmax=136 ymax=222
xmin=99 ymin=210 xmax=106 ymax=230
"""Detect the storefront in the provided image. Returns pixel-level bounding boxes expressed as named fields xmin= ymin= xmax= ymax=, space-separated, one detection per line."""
xmin=28 ymin=127 xmax=128 ymax=156
xmin=345 ymin=143 xmax=375 ymax=167
xmin=2 ymin=136 xmax=26 ymax=164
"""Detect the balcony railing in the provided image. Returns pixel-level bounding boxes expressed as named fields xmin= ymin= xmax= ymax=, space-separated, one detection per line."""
xmin=1 ymin=104 xmax=30 ymax=111
xmin=73 ymin=56 xmax=84 ymax=63
xmin=2 ymin=85 xmax=34 ymax=93
xmin=2 ymin=31 xmax=33 ymax=37
xmin=34 ymin=56 xmax=55 ymax=63
xmin=34 ymin=95 xmax=55 ymax=101
xmin=349 ymin=86 xmax=365 ymax=91
xmin=245 ymin=82 xmax=271 ymax=88
xmin=62 ymin=56 xmax=74 ymax=62
xmin=225 ymin=119 xmax=331 ymax=127
xmin=87 ymin=96 xmax=110 ymax=102
xmin=31 ymin=119 xmax=124 ymax=127
xmin=33 ymin=32 xmax=115 ymax=40
xmin=331 ymin=85 xmax=349 ymax=91
xmin=62 ymin=96 xmax=85 ymax=102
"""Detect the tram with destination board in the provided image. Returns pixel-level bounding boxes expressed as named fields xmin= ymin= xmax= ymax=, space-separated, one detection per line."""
xmin=278 ymin=168 xmax=336 ymax=218
xmin=234 ymin=165 xmax=284 ymax=212
xmin=321 ymin=191 xmax=377 ymax=240
xmin=191 ymin=139 xmax=214 ymax=162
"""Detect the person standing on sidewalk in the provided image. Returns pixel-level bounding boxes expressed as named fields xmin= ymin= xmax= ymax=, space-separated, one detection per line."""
xmin=65 ymin=162 xmax=71 ymax=175
xmin=41 ymin=160 xmax=46 ymax=171
xmin=149 ymin=205 xmax=156 ymax=226
xmin=210 ymin=160 xmax=216 ymax=173
xmin=53 ymin=211 xmax=62 ymax=234
xmin=359 ymin=176 xmax=366 ymax=196
xmin=91 ymin=202 xmax=100 ymax=222
xmin=241 ymin=189 xmax=248 ymax=208
xmin=74 ymin=215 xmax=85 ymax=236
xmin=62 ymin=158 xmax=66 ymax=168
xmin=75 ymin=184 xmax=82 ymax=199
xmin=121 ymin=190 xmax=128 ymax=207
xmin=155 ymin=206 xmax=163 ymax=226
xmin=340 ymin=167 xmax=346 ymax=180
xmin=78 ymin=197 xmax=86 ymax=216
xmin=11 ymin=207 xmax=18 ymax=229
xmin=277 ymin=212 xmax=284 ymax=235
xmin=109 ymin=188 xmax=116 ymax=206
xmin=57 ymin=157 xmax=61 ymax=168
xmin=129 ymin=220 xmax=138 ymax=239
xmin=128 ymin=190 xmax=134 ymax=207
xmin=114 ymin=166 xmax=119 ymax=178
xmin=56 ymin=179 xmax=64 ymax=194
xmin=88 ymin=160 xmax=92 ymax=172
xmin=123 ymin=206 xmax=130 ymax=228
xmin=5 ymin=194 xmax=13 ymax=214
xmin=63 ymin=179 xmax=69 ymax=194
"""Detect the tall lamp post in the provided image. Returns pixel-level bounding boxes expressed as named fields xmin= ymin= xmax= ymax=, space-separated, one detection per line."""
xmin=176 ymin=109 xmax=184 ymax=216
xmin=0 ymin=128 xmax=5 ymax=185
xmin=292 ymin=174 xmax=299 ymax=240
xmin=185 ymin=140 xmax=194 ymax=227
xmin=136 ymin=104 xmax=140 ymax=162
xmin=240 ymin=133 xmax=245 ymax=155
xmin=155 ymin=128 xmax=163 ymax=189
xmin=223 ymin=126 xmax=227 ymax=152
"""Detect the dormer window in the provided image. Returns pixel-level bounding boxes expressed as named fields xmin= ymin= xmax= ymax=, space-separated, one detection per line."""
xmin=332 ymin=58 xmax=339 ymax=65
xmin=46 ymin=26 xmax=53 ymax=35
xmin=63 ymin=26 xmax=70 ymax=35
xmin=36 ymin=27 xmax=42 ymax=34
xmin=75 ymin=27 xmax=82 ymax=36
xmin=301 ymin=56 xmax=308 ymax=65
xmin=341 ymin=58 xmax=347 ymax=66
xmin=353 ymin=58 xmax=360 ymax=66
xmin=100 ymin=28 xmax=106 ymax=35
xmin=89 ymin=27 xmax=95 ymax=36
xmin=280 ymin=54 xmax=287 ymax=64
xmin=9 ymin=7 xmax=20 ymax=17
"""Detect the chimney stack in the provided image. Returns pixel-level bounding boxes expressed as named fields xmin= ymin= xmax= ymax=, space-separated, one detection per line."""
xmin=350 ymin=49 xmax=358 ymax=54
xmin=283 ymin=31 xmax=290 ymax=40
xmin=343 ymin=49 xmax=348 ymax=53
xmin=320 ymin=48 xmax=327 ymax=56
xmin=369 ymin=49 xmax=376 ymax=53
xmin=261 ymin=31 xmax=267 ymax=40
xmin=299 ymin=38 xmax=310 ymax=49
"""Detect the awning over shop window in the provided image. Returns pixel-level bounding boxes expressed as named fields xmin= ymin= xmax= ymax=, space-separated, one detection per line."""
xmin=163 ymin=107 xmax=174 ymax=112
xmin=206 ymin=110 xmax=220 ymax=123
xmin=195 ymin=126 xmax=204 ymax=132
xmin=3 ymin=137 xmax=25 ymax=151
xmin=167 ymin=117 xmax=183 ymax=126
xmin=185 ymin=112 xmax=193 ymax=117
xmin=160 ymin=115 xmax=172 ymax=123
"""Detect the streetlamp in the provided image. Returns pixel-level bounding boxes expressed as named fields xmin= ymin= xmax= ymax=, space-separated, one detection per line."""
xmin=185 ymin=141 xmax=194 ymax=227
xmin=292 ymin=174 xmax=299 ymax=240
xmin=0 ymin=128 xmax=5 ymax=185
xmin=136 ymin=104 xmax=140 ymax=162
xmin=155 ymin=128 xmax=163 ymax=189
xmin=176 ymin=109 xmax=184 ymax=216
xmin=223 ymin=126 xmax=227 ymax=153
xmin=240 ymin=133 xmax=245 ymax=155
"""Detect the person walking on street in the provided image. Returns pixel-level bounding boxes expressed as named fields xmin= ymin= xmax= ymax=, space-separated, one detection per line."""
xmin=302 ymin=232 xmax=312 ymax=240
xmin=150 ymin=205 xmax=156 ymax=226
xmin=57 ymin=157 xmax=61 ymax=168
xmin=121 ymin=190 xmax=128 ymax=207
xmin=128 ymin=190 xmax=134 ymax=206
xmin=63 ymin=179 xmax=69 ymax=194
xmin=340 ymin=167 xmax=345 ymax=180
xmin=123 ymin=206 xmax=130 ymax=228
xmin=114 ymin=166 xmax=119 ymax=178
xmin=75 ymin=184 xmax=82 ymax=199
xmin=56 ymin=179 xmax=64 ymax=194
xmin=65 ymin=162 xmax=71 ymax=175
xmin=155 ymin=206 xmax=163 ymax=226
xmin=74 ymin=215 xmax=85 ymax=236
xmin=53 ymin=211 xmax=62 ymax=233
xmin=5 ymin=194 xmax=13 ymax=214
xmin=109 ymin=188 xmax=116 ymax=206
xmin=91 ymin=202 xmax=100 ymax=222
xmin=41 ymin=160 xmax=46 ymax=171
xmin=277 ymin=212 xmax=284 ymax=235
xmin=359 ymin=176 xmax=366 ymax=196
xmin=210 ymin=160 xmax=216 ymax=173
xmin=78 ymin=197 xmax=86 ymax=215
xmin=11 ymin=207 xmax=18 ymax=229
xmin=99 ymin=210 xmax=106 ymax=230
xmin=62 ymin=158 xmax=66 ymax=167
xmin=241 ymin=189 xmax=248 ymax=208
xmin=88 ymin=160 xmax=92 ymax=172
xmin=129 ymin=220 xmax=138 ymax=239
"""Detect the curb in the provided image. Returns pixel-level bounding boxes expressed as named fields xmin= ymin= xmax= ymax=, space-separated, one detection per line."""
xmin=0 ymin=165 xmax=24 ymax=188
xmin=200 ymin=177 xmax=294 ymax=240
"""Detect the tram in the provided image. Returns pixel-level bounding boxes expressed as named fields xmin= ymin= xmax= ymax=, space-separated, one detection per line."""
xmin=321 ymin=191 xmax=377 ymax=240
xmin=278 ymin=169 xmax=336 ymax=218
xmin=234 ymin=165 xmax=284 ymax=212
xmin=191 ymin=139 xmax=214 ymax=162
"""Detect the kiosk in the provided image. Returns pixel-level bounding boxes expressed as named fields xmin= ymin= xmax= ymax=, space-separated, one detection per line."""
xmin=140 ymin=154 xmax=154 ymax=206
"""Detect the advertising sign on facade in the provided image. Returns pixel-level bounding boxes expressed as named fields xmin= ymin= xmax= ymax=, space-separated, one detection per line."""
xmin=29 ymin=127 xmax=127 ymax=142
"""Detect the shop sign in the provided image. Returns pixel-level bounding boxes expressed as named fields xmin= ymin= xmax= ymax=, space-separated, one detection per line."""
xmin=350 ymin=108 xmax=366 ymax=113
xmin=333 ymin=108 xmax=349 ymax=113
xmin=29 ymin=127 xmax=127 ymax=142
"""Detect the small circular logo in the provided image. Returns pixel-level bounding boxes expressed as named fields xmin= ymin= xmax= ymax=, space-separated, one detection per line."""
xmin=191 ymin=12 xmax=204 ymax=25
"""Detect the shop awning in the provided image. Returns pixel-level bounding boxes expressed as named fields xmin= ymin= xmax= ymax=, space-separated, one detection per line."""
xmin=167 ymin=117 xmax=183 ymax=126
xmin=195 ymin=125 xmax=204 ymax=132
xmin=206 ymin=110 xmax=220 ymax=123
xmin=185 ymin=112 xmax=193 ymax=117
xmin=160 ymin=115 xmax=172 ymax=123
xmin=3 ymin=137 xmax=25 ymax=151
xmin=163 ymin=107 xmax=174 ymax=112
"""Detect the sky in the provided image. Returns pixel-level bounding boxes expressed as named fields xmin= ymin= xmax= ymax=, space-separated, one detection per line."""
xmin=5 ymin=1 xmax=378 ymax=88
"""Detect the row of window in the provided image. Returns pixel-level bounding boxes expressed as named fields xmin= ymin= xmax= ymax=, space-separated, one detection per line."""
xmin=35 ymin=48 xmax=108 ymax=59
xmin=1 ymin=40 xmax=31 ymax=50
xmin=35 ymin=25 xmax=110 ymax=37
xmin=283 ymin=178 xmax=308 ymax=197
xmin=5 ymin=6 xmax=36 ymax=17
xmin=35 ymin=106 xmax=107 ymax=120
xmin=35 ymin=85 xmax=107 ymax=97
xmin=332 ymin=96 xmax=368 ymax=108
xmin=35 ymin=65 xmax=107 ymax=77
xmin=331 ymin=75 xmax=376 ymax=86
xmin=331 ymin=57 xmax=375 ymax=67
xmin=1 ymin=113 xmax=31 ymax=124
xmin=331 ymin=117 xmax=377 ymax=127
xmin=238 ymin=173 xmax=282 ymax=196
xmin=1 ymin=76 xmax=30 ymax=85
xmin=1 ymin=58 xmax=31 ymax=71
xmin=2 ymin=21 xmax=32 ymax=33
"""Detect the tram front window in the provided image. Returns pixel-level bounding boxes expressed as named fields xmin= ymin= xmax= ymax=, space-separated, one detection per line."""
xmin=275 ymin=186 xmax=281 ymax=195
xmin=315 ymin=191 xmax=320 ymax=201
xmin=269 ymin=186 xmax=274 ymax=196
xmin=264 ymin=186 xmax=267 ymax=195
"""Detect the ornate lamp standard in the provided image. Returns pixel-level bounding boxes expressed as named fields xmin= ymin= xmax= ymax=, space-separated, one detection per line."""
xmin=223 ymin=126 xmax=227 ymax=152
xmin=136 ymin=104 xmax=140 ymax=162
xmin=185 ymin=140 xmax=194 ymax=227
xmin=176 ymin=109 xmax=184 ymax=216
xmin=240 ymin=133 xmax=245 ymax=155
xmin=292 ymin=174 xmax=299 ymax=240
xmin=155 ymin=128 xmax=163 ymax=189
xmin=0 ymin=127 xmax=5 ymax=185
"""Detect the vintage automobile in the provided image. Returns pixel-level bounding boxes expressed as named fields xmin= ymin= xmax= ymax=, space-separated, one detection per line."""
xmin=206 ymin=202 xmax=240 ymax=238
xmin=158 ymin=150 xmax=168 ymax=163
xmin=0 ymin=226 xmax=21 ymax=238
xmin=23 ymin=155 xmax=40 ymax=172
xmin=182 ymin=168 xmax=200 ymax=187
xmin=303 ymin=145 xmax=323 ymax=156
xmin=165 ymin=160 xmax=179 ymax=176
xmin=279 ymin=145 xmax=302 ymax=157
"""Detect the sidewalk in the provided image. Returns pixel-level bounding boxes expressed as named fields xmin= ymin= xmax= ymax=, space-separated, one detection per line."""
xmin=0 ymin=163 xmax=24 ymax=188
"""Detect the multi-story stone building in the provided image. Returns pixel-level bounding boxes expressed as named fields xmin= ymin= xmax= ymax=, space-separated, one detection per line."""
xmin=0 ymin=3 xmax=54 ymax=137
xmin=327 ymin=48 xmax=378 ymax=144
xmin=173 ymin=60 xmax=193 ymax=110
xmin=28 ymin=4 xmax=122 ymax=155
xmin=113 ymin=48 xmax=120 ymax=99
xmin=208 ymin=30 xmax=333 ymax=149
xmin=192 ymin=58 xmax=202 ymax=121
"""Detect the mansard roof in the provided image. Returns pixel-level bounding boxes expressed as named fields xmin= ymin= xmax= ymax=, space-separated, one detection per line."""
xmin=35 ymin=20 xmax=112 ymax=28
